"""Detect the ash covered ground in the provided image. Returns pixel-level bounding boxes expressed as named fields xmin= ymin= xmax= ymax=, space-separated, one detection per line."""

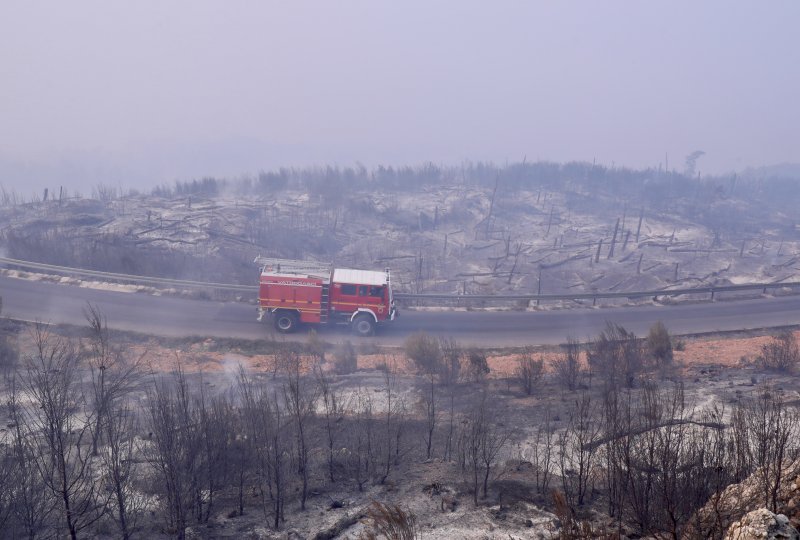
xmin=1 ymin=162 xmax=799 ymax=301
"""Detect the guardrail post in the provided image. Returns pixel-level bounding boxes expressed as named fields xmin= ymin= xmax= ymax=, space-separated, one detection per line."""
xmin=536 ymin=267 xmax=542 ymax=307
xmin=711 ymin=289 xmax=715 ymax=301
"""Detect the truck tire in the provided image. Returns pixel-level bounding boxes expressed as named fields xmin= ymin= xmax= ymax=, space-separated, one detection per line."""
xmin=352 ymin=313 xmax=375 ymax=337
xmin=274 ymin=311 xmax=299 ymax=333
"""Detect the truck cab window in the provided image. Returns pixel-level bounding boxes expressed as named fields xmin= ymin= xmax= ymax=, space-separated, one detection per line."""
xmin=369 ymin=286 xmax=384 ymax=297
xmin=358 ymin=285 xmax=369 ymax=296
xmin=341 ymin=284 xmax=357 ymax=295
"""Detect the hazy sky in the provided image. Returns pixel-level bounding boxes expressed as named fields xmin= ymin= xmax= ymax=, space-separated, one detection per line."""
xmin=1 ymin=1 xmax=798 ymax=193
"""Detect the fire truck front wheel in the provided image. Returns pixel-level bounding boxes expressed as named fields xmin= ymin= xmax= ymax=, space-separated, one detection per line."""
xmin=352 ymin=314 xmax=375 ymax=337
xmin=273 ymin=311 xmax=299 ymax=333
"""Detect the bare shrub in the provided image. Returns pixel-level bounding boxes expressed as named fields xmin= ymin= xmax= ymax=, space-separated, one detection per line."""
xmin=23 ymin=325 xmax=105 ymax=540
xmin=101 ymin=401 xmax=142 ymax=539
xmin=92 ymin=183 xmax=119 ymax=202
xmin=237 ymin=369 xmax=290 ymax=529
xmin=553 ymin=338 xmax=582 ymax=391
xmin=315 ymin=364 xmax=346 ymax=482
xmin=551 ymin=490 xmax=577 ymax=538
xmin=0 ymin=450 xmax=13 ymax=532
xmin=83 ymin=303 xmax=145 ymax=456
xmin=461 ymin=390 xmax=510 ymax=505
xmin=465 ymin=349 xmax=490 ymax=383
xmin=419 ymin=368 xmax=438 ymax=460
xmin=0 ymin=331 xmax=18 ymax=383
xmin=587 ymin=323 xmax=645 ymax=389
xmin=0 ymin=403 xmax=22 ymax=533
xmin=81 ymin=306 xmax=148 ymax=537
xmin=361 ymin=500 xmax=418 ymax=540
xmin=557 ymin=392 xmax=602 ymax=507
xmin=283 ymin=356 xmax=318 ymax=511
xmin=757 ymin=331 xmax=799 ymax=372
xmin=438 ymin=339 xmax=462 ymax=462
xmin=404 ymin=332 xmax=442 ymax=376
xmin=378 ymin=362 xmax=408 ymax=483
xmin=6 ymin=384 xmax=56 ymax=538
xmin=0 ymin=296 xmax=18 ymax=383
xmin=552 ymin=490 xmax=608 ymax=539
xmin=347 ymin=387 xmax=376 ymax=492
xmin=334 ymin=340 xmax=358 ymax=374
xmin=406 ymin=333 xmax=444 ymax=460
xmin=646 ymin=321 xmax=673 ymax=368
xmin=438 ymin=337 xmax=461 ymax=387
xmin=736 ymin=386 xmax=799 ymax=512
xmin=145 ymin=365 xmax=240 ymax=535
xmin=272 ymin=348 xmax=298 ymax=378
xmin=146 ymin=369 xmax=200 ymax=539
xmin=515 ymin=349 xmax=544 ymax=395
xmin=305 ymin=330 xmax=326 ymax=363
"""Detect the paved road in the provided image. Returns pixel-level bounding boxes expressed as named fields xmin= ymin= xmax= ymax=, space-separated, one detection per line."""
xmin=2 ymin=275 xmax=799 ymax=346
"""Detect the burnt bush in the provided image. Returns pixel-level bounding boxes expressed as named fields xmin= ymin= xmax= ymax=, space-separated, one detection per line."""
xmin=0 ymin=333 xmax=19 ymax=383
xmin=553 ymin=338 xmax=582 ymax=391
xmin=404 ymin=332 xmax=442 ymax=376
xmin=588 ymin=323 xmax=645 ymax=389
xmin=515 ymin=351 xmax=544 ymax=395
xmin=333 ymin=340 xmax=358 ymax=374
xmin=465 ymin=349 xmax=490 ymax=383
xmin=646 ymin=321 xmax=674 ymax=368
xmin=757 ymin=331 xmax=799 ymax=372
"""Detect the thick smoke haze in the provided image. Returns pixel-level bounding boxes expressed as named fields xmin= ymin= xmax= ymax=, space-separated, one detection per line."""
xmin=1 ymin=1 xmax=798 ymax=194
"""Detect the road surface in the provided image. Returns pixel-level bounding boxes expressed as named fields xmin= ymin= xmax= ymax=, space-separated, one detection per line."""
xmin=1 ymin=275 xmax=799 ymax=346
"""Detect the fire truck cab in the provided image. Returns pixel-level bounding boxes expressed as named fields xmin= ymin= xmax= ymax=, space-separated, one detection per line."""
xmin=255 ymin=257 xmax=397 ymax=336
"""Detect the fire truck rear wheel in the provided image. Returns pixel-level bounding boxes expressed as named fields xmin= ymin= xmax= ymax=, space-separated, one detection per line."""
xmin=352 ymin=314 xmax=375 ymax=337
xmin=274 ymin=311 xmax=299 ymax=333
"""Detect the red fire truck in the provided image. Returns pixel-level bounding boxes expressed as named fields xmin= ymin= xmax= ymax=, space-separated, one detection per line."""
xmin=255 ymin=257 xmax=397 ymax=336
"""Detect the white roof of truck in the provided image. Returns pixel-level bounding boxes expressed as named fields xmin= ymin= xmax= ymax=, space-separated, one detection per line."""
xmin=333 ymin=268 xmax=388 ymax=286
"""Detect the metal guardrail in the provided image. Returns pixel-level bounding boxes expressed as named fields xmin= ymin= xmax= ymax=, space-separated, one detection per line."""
xmin=0 ymin=257 xmax=256 ymax=292
xmin=1 ymin=256 xmax=798 ymax=304
xmin=394 ymin=282 xmax=800 ymax=302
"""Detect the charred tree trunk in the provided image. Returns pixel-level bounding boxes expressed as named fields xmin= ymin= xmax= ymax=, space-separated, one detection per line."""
xmin=608 ymin=218 xmax=620 ymax=259
xmin=636 ymin=208 xmax=644 ymax=243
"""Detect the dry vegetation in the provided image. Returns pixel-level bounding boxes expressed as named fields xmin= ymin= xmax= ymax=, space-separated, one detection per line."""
xmin=1 ymin=302 xmax=799 ymax=539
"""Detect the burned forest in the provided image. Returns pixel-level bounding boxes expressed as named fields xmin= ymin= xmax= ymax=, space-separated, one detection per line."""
xmin=2 ymin=161 xmax=800 ymax=306
xmin=1 ymin=161 xmax=800 ymax=538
